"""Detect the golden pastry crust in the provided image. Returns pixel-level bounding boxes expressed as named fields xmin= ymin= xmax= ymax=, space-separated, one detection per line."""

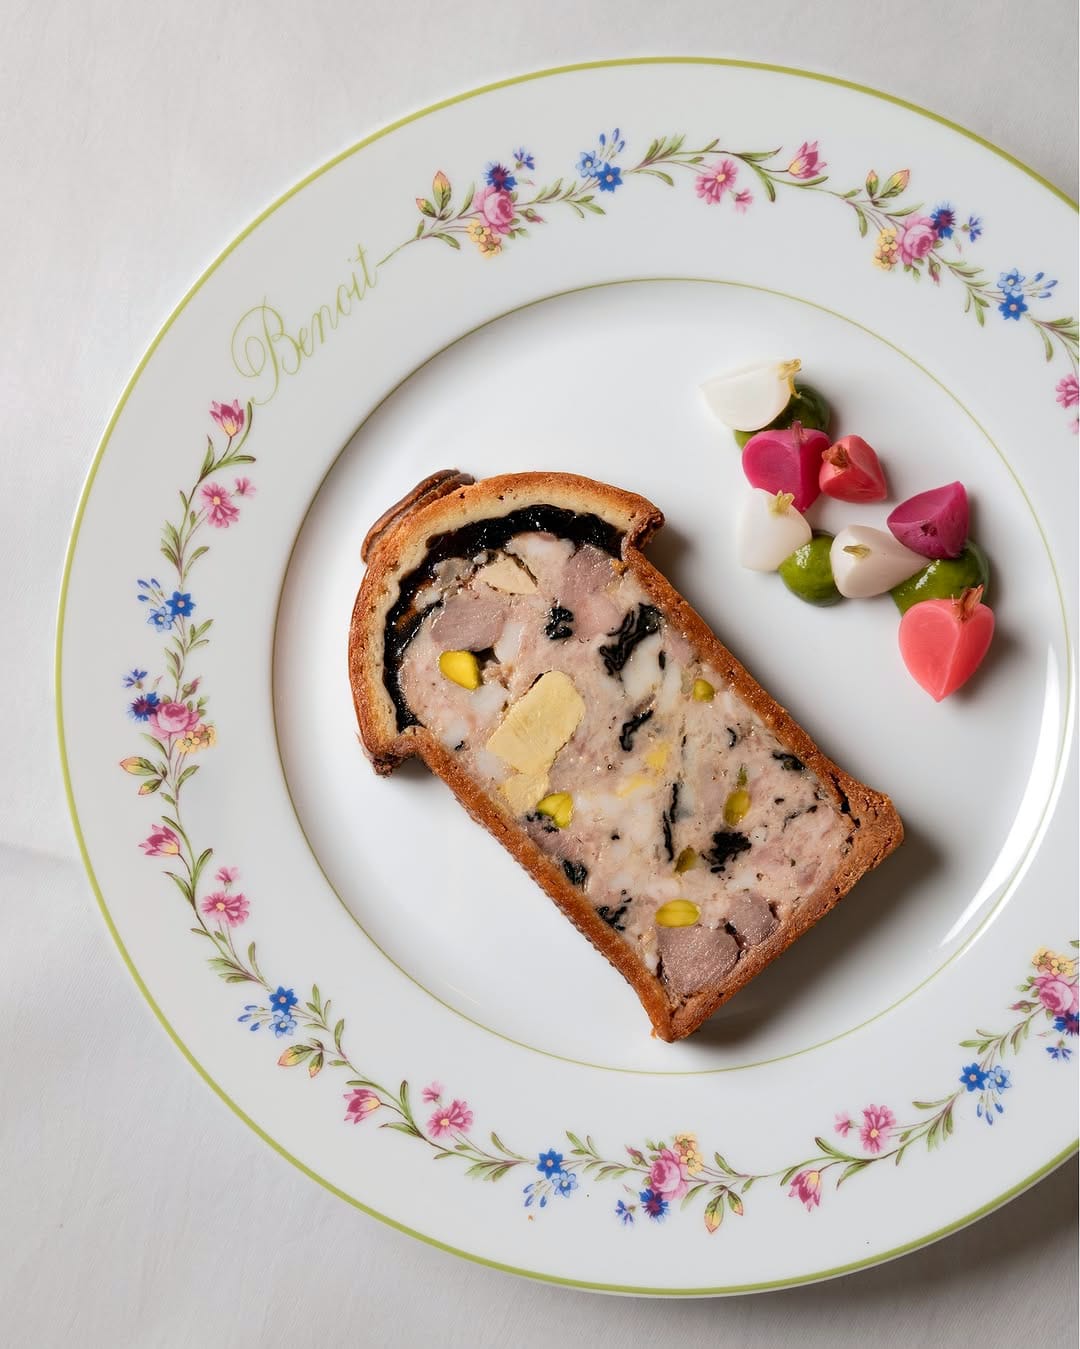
xmin=349 ymin=470 xmax=903 ymax=1041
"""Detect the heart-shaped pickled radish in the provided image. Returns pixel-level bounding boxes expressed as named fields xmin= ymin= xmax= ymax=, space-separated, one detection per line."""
xmin=742 ymin=423 xmax=828 ymax=512
xmin=701 ymin=359 xmax=801 ymax=431
xmin=737 ymin=490 xmax=813 ymax=571
xmin=819 ymin=435 xmax=888 ymax=502
xmin=830 ymin=526 xmax=925 ymax=598
xmin=899 ymin=587 xmax=994 ymax=701
xmin=887 ymin=481 xmax=969 ymax=560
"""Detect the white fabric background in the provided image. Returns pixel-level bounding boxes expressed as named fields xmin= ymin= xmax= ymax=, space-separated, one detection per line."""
xmin=2 ymin=2 xmax=1077 ymax=1344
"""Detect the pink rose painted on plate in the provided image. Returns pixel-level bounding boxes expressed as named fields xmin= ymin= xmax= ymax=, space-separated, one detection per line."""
xmin=1033 ymin=974 xmax=1079 ymax=1016
xmin=474 ymin=186 xmax=515 ymax=235
xmin=150 ymin=699 xmax=200 ymax=738
xmin=898 ymin=216 xmax=938 ymax=266
xmin=648 ymin=1147 xmax=690 ymax=1199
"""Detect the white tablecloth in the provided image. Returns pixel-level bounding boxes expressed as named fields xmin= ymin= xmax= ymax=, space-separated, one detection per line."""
xmin=3 ymin=2 xmax=1076 ymax=1344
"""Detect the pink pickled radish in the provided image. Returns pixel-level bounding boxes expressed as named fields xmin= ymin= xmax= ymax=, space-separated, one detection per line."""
xmin=819 ymin=435 xmax=888 ymax=503
xmin=887 ymin=481 xmax=969 ymax=560
xmin=741 ymin=423 xmax=829 ymax=513
xmin=899 ymin=587 xmax=994 ymax=701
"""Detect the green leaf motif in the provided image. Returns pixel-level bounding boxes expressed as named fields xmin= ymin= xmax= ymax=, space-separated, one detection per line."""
xmin=703 ymin=1191 xmax=725 ymax=1233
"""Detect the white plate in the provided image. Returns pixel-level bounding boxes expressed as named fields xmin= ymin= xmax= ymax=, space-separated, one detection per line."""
xmin=58 ymin=60 xmax=1078 ymax=1294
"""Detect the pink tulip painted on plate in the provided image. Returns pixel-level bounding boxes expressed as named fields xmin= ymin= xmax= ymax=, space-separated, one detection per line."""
xmin=210 ymin=399 xmax=245 ymax=437
xmin=734 ymin=190 xmax=753 ymax=213
xmin=139 ymin=824 xmax=180 ymax=857
xmin=215 ymin=865 xmax=240 ymax=885
xmin=788 ymin=1170 xmax=822 ymax=1210
xmin=344 ymin=1088 xmax=381 ymax=1123
xmin=234 ymin=477 xmax=255 ymax=496
xmin=422 ymin=1082 xmax=444 ymax=1103
xmin=787 ymin=141 xmax=826 ymax=178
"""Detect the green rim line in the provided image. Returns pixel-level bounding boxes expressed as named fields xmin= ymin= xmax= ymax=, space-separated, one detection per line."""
xmin=272 ymin=275 xmax=1073 ymax=1077
xmin=56 ymin=59 xmax=1078 ymax=1295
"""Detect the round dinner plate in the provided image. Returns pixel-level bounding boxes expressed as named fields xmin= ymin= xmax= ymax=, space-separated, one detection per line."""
xmin=58 ymin=59 xmax=1078 ymax=1295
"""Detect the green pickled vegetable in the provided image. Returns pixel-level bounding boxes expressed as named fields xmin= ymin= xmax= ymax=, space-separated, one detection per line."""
xmin=779 ymin=531 xmax=843 ymax=607
xmin=891 ymin=541 xmax=990 ymax=614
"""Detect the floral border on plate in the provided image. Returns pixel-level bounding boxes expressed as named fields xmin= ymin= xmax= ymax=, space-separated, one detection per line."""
xmin=116 ymin=125 xmax=1077 ymax=1235
xmin=382 ymin=132 xmax=1077 ymax=432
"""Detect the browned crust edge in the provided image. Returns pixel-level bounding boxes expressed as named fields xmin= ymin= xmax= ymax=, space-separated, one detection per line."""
xmin=348 ymin=470 xmax=903 ymax=1042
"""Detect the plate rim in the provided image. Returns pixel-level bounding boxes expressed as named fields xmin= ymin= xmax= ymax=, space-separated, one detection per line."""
xmin=55 ymin=56 xmax=1079 ymax=1295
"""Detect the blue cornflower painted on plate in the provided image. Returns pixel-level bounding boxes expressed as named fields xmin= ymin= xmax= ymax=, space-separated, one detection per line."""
xmin=147 ymin=606 xmax=174 ymax=631
xmin=513 ymin=147 xmax=534 ymax=170
xmin=615 ymin=1199 xmax=635 ymax=1225
xmin=1046 ymin=1044 xmax=1072 ymax=1061
xmin=959 ymin=1062 xmax=988 ymax=1091
xmin=1055 ymin=1012 xmax=1079 ymax=1035
xmin=577 ymin=150 xmax=601 ymax=177
xmin=484 ymin=162 xmax=516 ymax=191
xmin=999 ymin=293 xmax=1028 ymax=320
xmin=596 ymin=164 xmax=623 ymax=193
xmin=269 ymin=985 xmax=298 ymax=1014
xmin=167 ymin=590 xmax=195 ymax=618
xmin=986 ymin=1065 xmax=1012 ymax=1092
xmin=129 ymin=691 xmax=160 ymax=721
xmin=123 ymin=668 xmax=148 ymax=687
xmin=554 ymin=1171 xmax=578 ymax=1198
xmin=270 ymin=1010 xmax=297 ymax=1038
xmin=640 ymin=1188 xmax=668 ymax=1221
xmin=930 ymin=203 xmax=956 ymax=239
xmin=536 ymin=1148 xmax=565 ymax=1177
xmin=964 ymin=215 xmax=982 ymax=242
xmin=998 ymin=268 xmax=1025 ymax=295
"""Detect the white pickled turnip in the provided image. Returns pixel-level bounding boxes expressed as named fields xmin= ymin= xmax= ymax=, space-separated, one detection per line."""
xmin=737 ymin=490 xmax=813 ymax=571
xmin=830 ymin=526 xmax=926 ymax=598
xmin=701 ymin=359 xmax=801 ymax=431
